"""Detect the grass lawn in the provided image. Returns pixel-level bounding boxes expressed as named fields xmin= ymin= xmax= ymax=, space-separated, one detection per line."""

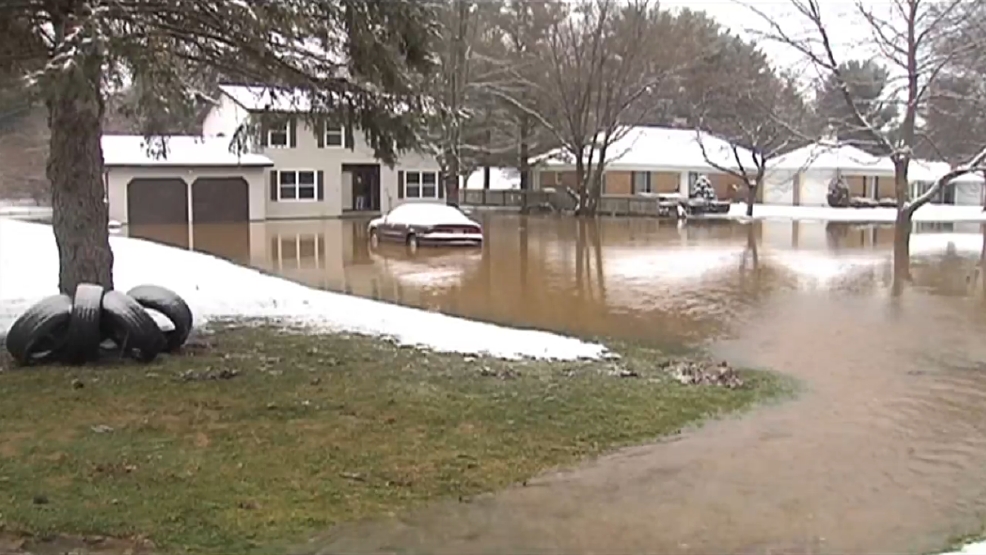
xmin=0 ymin=324 xmax=791 ymax=554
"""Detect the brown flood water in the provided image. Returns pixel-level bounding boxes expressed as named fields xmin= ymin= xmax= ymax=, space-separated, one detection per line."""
xmin=125 ymin=215 xmax=986 ymax=555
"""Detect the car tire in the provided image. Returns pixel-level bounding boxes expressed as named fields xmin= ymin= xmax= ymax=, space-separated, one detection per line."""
xmin=126 ymin=284 xmax=193 ymax=353
xmin=369 ymin=228 xmax=379 ymax=247
xmin=4 ymin=294 xmax=74 ymax=366
xmin=62 ymin=283 xmax=105 ymax=364
xmin=406 ymin=233 xmax=419 ymax=252
xmin=100 ymin=290 xmax=166 ymax=363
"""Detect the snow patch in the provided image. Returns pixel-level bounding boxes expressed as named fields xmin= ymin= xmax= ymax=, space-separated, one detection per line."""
xmin=936 ymin=540 xmax=986 ymax=555
xmin=0 ymin=220 xmax=606 ymax=361
xmin=730 ymin=204 xmax=986 ymax=223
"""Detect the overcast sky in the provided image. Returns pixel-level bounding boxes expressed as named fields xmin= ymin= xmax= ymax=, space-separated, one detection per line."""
xmin=659 ymin=0 xmax=887 ymax=78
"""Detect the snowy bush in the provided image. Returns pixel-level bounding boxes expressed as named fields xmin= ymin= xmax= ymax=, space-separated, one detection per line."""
xmin=827 ymin=174 xmax=850 ymax=208
xmin=690 ymin=175 xmax=718 ymax=202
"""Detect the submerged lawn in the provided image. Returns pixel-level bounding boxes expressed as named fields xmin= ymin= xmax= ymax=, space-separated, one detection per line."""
xmin=0 ymin=325 xmax=789 ymax=554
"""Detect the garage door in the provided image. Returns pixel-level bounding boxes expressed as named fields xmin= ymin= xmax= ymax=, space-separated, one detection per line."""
xmin=127 ymin=178 xmax=188 ymax=225
xmin=192 ymin=177 xmax=249 ymax=223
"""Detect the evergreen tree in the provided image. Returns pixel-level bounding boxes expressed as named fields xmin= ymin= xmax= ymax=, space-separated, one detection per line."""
xmin=0 ymin=0 xmax=437 ymax=294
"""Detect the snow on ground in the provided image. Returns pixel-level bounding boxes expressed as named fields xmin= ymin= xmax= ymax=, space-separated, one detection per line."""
xmin=730 ymin=203 xmax=986 ymax=223
xmin=0 ymin=219 xmax=606 ymax=360
xmin=937 ymin=541 xmax=986 ymax=555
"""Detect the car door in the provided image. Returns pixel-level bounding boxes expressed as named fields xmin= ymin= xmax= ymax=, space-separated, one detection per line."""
xmin=377 ymin=212 xmax=403 ymax=240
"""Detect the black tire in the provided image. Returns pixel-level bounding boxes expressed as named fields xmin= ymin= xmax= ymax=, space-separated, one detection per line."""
xmin=62 ymin=283 xmax=105 ymax=364
xmin=406 ymin=233 xmax=419 ymax=252
xmin=4 ymin=294 xmax=73 ymax=366
xmin=100 ymin=290 xmax=166 ymax=363
xmin=126 ymin=284 xmax=193 ymax=352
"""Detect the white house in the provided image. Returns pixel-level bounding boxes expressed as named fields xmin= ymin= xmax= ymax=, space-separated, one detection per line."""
xmin=532 ymin=126 xmax=758 ymax=200
xmin=102 ymin=84 xmax=441 ymax=227
xmin=763 ymin=142 xmax=896 ymax=206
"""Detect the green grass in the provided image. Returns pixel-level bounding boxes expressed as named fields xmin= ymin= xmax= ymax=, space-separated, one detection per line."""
xmin=0 ymin=325 xmax=791 ymax=554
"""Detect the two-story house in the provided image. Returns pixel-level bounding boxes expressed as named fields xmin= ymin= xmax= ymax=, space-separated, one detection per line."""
xmin=102 ymin=84 xmax=442 ymax=228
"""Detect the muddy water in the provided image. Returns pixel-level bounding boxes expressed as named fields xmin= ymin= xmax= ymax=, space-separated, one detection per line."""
xmin=125 ymin=216 xmax=986 ymax=554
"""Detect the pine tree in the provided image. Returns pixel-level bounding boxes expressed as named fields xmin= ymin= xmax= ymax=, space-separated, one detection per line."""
xmin=0 ymin=0 xmax=436 ymax=294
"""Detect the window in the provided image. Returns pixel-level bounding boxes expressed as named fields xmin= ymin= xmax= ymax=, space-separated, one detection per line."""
xmin=404 ymin=170 xmax=441 ymax=199
xmin=277 ymin=170 xmax=317 ymax=201
xmin=325 ymin=125 xmax=344 ymax=147
xmin=267 ymin=121 xmax=289 ymax=148
xmin=632 ymin=171 xmax=651 ymax=194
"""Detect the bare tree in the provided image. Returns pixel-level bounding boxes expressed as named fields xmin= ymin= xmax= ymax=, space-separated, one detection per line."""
xmin=749 ymin=0 xmax=986 ymax=283
xmin=1 ymin=1 xmax=436 ymax=294
xmin=491 ymin=0 xmax=682 ymax=215
xmin=694 ymin=57 xmax=813 ymax=217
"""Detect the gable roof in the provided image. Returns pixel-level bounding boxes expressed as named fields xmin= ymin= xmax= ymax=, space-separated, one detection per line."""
xmin=770 ymin=142 xmax=896 ymax=174
xmin=102 ymin=135 xmax=273 ymax=167
xmin=538 ymin=126 xmax=758 ymax=172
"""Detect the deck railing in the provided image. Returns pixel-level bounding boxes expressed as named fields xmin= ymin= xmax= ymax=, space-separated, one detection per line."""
xmin=461 ymin=189 xmax=551 ymax=207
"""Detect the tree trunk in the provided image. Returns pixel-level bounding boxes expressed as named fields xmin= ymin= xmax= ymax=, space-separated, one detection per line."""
xmin=892 ymin=208 xmax=911 ymax=295
xmin=746 ymin=184 xmax=756 ymax=217
xmin=518 ymin=115 xmax=530 ymax=191
xmin=47 ymin=50 xmax=114 ymax=295
xmin=483 ymin=165 xmax=490 ymax=190
xmin=891 ymin=159 xmax=911 ymax=294
xmin=444 ymin=151 xmax=460 ymax=207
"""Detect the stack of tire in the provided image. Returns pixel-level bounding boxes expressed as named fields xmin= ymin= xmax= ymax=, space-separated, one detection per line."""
xmin=4 ymin=284 xmax=193 ymax=366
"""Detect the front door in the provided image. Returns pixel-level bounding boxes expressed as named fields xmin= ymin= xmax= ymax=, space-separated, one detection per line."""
xmin=343 ymin=164 xmax=381 ymax=212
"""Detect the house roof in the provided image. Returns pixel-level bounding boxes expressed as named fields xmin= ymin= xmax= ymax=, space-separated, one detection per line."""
xmin=217 ymin=83 xmax=430 ymax=116
xmin=770 ymin=142 xmax=896 ymax=174
xmin=537 ymin=126 xmax=758 ymax=172
xmin=101 ymin=135 xmax=273 ymax=167
xmin=219 ymin=84 xmax=319 ymax=113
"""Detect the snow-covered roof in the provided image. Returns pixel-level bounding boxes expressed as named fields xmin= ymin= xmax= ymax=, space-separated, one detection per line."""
xmin=537 ymin=126 xmax=758 ymax=172
xmin=908 ymin=159 xmax=951 ymax=182
xmin=101 ymin=135 xmax=273 ymax=167
xmin=219 ymin=84 xmax=318 ymax=113
xmin=218 ymin=84 xmax=431 ymax=116
xmin=770 ymin=142 xmax=896 ymax=174
xmin=462 ymin=167 xmax=521 ymax=190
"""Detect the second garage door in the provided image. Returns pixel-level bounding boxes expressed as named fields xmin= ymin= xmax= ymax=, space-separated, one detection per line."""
xmin=192 ymin=177 xmax=249 ymax=223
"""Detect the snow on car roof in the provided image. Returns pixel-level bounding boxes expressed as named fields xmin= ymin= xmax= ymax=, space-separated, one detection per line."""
xmin=386 ymin=202 xmax=474 ymax=225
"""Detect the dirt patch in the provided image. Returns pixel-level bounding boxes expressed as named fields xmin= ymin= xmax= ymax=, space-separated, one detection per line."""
xmin=0 ymin=532 xmax=153 ymax=555
xmin=661 ymin=358 xmax=745 ymax=388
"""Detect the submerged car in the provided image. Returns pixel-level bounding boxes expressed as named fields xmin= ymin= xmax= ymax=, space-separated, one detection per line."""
xmin=368 ymin=202 xmax=483 ymax=250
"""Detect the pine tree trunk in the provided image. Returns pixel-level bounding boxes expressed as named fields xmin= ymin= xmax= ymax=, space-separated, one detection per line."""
xmin=46 ymin=50 xmax=113 ymax=295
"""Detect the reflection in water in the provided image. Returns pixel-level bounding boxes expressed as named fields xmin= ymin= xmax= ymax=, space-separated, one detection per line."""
xmin=122 ymin=216 xmax=986 ymax=553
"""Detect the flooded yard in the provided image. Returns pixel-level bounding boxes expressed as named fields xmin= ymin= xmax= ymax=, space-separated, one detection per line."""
xmin=122 ymin=215 xmax=986 ymax=554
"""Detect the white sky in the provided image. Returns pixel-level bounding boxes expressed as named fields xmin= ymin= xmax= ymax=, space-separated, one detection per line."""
xmin=659 ymin=0 xmax=891 ymax=81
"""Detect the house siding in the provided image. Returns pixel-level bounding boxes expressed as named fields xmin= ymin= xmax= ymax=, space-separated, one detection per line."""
xmin=201 ymin=93 xmax=441 ymax=218
xmin=604 ymin=171 xmax=632 ymax=195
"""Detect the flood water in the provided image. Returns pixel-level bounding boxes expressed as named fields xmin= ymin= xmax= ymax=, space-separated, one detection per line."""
xmin=124 ymin=215 xmax=986 ymax=554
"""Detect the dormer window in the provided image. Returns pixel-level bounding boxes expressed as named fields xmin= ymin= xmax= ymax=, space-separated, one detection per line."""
xmin=267 ymin=121 xmax=290 ymax=148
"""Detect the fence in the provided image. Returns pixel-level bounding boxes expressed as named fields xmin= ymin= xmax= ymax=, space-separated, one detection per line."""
xmin=461 ymin=189 xmax=551 ymax=208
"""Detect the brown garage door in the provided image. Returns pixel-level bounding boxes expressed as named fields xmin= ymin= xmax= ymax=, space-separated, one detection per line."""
xmin=192 ymin=177 xmax=249 ymax=223
xmin=127 ymin=178 xmax=188 ymax=225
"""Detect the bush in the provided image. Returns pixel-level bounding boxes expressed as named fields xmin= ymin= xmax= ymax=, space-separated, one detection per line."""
xmin=827 ymin=175 xmax=850 ymax=208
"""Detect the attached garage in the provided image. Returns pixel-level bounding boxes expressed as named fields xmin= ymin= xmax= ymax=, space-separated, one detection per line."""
xmin=102 ymin=135 xmax=273 ymax=226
